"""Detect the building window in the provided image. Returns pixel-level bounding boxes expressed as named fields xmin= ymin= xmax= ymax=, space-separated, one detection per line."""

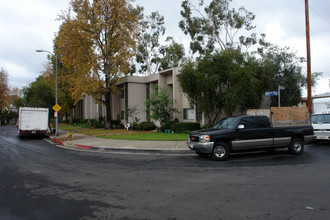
xmin=120 ymin=90 xmax=124 ymax=99
xmin=146 ymin=86 xmax=150 ymax=119
xmin=196 ymin=111 xmax=203 ymax=121
xmin=184 ymin=108 xmax=195 ymax=120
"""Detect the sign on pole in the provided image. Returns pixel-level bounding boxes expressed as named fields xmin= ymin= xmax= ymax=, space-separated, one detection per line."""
xmin=265 ymin=91 xmax=278 ymax=96
xmin=52 ymin=104 xmax=61 ymax=112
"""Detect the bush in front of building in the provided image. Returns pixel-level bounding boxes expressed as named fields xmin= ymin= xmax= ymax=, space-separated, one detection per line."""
xmin=0 ymin=110 xmax=18 ymax=125
xmin=202 ymin=124 xmax=212 ymax=129
xmin=172 ymin=122 xmax=200 ymax=133
xmin=138 ymin=121 xmax=157 ymax=131
xmin=111 ymin=119 xmax=124 ymax=129
xmin=90 ymin=119 xmax=104 ymax=128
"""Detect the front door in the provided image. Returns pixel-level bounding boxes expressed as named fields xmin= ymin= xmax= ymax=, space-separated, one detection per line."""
xmin=232 ymin=116 xmax=273 ymax=150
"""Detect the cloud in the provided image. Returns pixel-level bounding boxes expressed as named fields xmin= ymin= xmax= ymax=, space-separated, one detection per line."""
xmin=1 ymin=0 xmax=329 ymax=96
xmin=0 ymin=0 xmax=66 ymax=89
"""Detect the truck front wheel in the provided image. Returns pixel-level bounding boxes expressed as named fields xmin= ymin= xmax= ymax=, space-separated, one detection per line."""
xmin=289 ymin=138 xmax=304 ymax=155
xmin=211 ymin=142 xmax=230 ymax=161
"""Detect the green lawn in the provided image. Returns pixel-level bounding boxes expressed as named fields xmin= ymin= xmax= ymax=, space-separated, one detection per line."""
xmin=59 ymin=123 xmax=189 ymax=141
xmin=58 ymin=123 xmax=127 ymax=135
xmin=98 ymin=132 xmax=188 ymax=141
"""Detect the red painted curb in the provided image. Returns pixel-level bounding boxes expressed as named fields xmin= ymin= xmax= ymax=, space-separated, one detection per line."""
xmin=51 ymin=137 xmax=63 ymax=145
xmin=75 ymin=144 xmax=92 ymax=150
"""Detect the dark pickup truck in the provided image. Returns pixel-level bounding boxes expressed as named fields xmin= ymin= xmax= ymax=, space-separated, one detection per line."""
xmin=188 ymin=115 xmax=314 ymax=161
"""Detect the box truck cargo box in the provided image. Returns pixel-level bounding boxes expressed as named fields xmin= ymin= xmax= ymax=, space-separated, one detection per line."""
xmin=18 ymin=107 xmax=49 ymax=138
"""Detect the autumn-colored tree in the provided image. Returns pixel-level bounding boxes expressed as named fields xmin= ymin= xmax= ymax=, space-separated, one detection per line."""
xmin=57 ymin=0 xmax=141 ymax=128
xmin=0 ymin=68 xmax=9 ymax=111
xmin=8 ymin=87 xmax=20 ymax=107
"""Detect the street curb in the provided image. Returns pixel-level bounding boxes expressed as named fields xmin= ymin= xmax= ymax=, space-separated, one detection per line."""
xmin=47 ymin=137 xmax=192 ymax=155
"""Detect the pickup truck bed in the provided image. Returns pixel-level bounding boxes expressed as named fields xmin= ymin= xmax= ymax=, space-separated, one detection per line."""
xmin=188 ymin=115 xmax=314 ymax=161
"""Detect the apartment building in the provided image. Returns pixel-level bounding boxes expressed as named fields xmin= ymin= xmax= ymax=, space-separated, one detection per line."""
xmin=73 ymin=67 xmax=203 ymax=126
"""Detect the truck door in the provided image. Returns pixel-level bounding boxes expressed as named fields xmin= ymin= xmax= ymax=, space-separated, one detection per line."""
xmin=232 ymin=116 xmax=273 ymax=150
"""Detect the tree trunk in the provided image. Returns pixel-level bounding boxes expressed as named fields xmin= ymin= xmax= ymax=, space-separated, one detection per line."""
xmin=69 ymin=106 xmax=74 ymax=124
xmin=105 ymin=73 xmax=112 ymax=129
xmin=105 ymin=89 xmax=112 ymax=129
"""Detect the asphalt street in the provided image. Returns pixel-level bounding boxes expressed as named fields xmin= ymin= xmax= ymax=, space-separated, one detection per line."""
xmin=1 ymin=125 xmax=330 ymax=220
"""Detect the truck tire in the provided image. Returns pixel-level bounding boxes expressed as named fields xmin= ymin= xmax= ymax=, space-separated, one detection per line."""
xmin=211 ymin=142 xmax=230 ymax=161
xmin=288 ymin=138 xmax=304 ymax=155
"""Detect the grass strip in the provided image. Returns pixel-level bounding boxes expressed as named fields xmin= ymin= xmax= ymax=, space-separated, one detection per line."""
xmin=98 ymin=133 xmax=188 ymax=141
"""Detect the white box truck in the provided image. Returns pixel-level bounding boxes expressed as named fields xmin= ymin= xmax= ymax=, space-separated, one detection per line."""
xmin=18 ymin=107 xmax=49 ymax=138
xmin=311 ymin=98 xmax=330 ymax=143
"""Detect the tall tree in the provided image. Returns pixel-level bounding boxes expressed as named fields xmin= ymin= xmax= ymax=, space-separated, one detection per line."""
xmin=57 ymin=0 xmax=141 ymax=128
xmin=0 ymin=68 xmax=9 ymax=111
xmin=136 ymin=11 xmax=166 ymax=76
xmin=260 ymin=45 xmax=322 ymax=107
xmin=19 ymin=76 xmax=55 ymax=108
xmin=159 ymin=37 xmax=186 ymax=70
xmin=179 ymin=49 xmax=272 ymax=125
xmin=179 ymin=0 xmax=266 ymax=54
xmin=41 ymin=60 xmax=77 ymax=123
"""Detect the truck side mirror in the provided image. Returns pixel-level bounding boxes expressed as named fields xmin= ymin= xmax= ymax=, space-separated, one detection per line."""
xmin=237 ymin=124 xmax=245 ymax=130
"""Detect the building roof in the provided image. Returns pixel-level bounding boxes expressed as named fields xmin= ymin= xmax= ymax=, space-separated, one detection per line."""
xmin=116 ymin=67 xmax=179 ymax=85
xmin=312 ymin=92 xmax=330 ymax=99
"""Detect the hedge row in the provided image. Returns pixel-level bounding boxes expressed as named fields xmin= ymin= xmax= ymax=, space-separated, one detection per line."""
xmin=172 ymin=122 xmax=200 ymax=133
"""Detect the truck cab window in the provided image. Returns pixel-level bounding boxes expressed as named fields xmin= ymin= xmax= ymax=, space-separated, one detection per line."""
xmin=254 ymin=117 xmax=270 ymax=128
xmin=239 ymin=117 xmax=255 ymax=129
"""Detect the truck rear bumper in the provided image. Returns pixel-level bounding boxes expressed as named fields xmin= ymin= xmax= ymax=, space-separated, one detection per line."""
xmin=18 ymin=130 xmax=47 ymax=137
xmin=187 ymin=140 xmax=214 ymax=153
xmin=314 ymin=131 xmax=330 ymax=141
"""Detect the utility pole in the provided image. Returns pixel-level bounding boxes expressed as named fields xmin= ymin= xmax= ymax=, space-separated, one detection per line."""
xmin=305 ymin=0 xmax=312 ymax=114
xmin=36 ymin=49 xmax=59 ymax=136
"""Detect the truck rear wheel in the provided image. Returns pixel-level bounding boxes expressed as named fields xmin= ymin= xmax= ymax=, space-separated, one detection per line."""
xmin=211 ymin=142 xmax=230 ymax=161
xmin=289 ymin=138 xmax=304 ymax=155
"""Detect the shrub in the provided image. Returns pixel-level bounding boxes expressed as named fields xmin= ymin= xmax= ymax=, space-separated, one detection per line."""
xmin=139 ymin=121 xmax=156 ymax=131
xmin=0 ymin=110 xmax=18 ymax=125
xmin=111 ymin=119 xmax=122 ymax=128
xmin=90 ymin=119 xmax=103 ymax=128
xmin=202 ymin=124 xmax=212 ymax=129
xmin=172 ymin=122 xmax=200 ymax=133
xmin=72 ymin=118 xmax=79 ymax=124
xmin=99 ymin=116 xmax=105 ymax=126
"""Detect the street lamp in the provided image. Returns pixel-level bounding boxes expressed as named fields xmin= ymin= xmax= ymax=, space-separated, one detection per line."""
xmin=36 ymin=49 xmax=58 ymax=136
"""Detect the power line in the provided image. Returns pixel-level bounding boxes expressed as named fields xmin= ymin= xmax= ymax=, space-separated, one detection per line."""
xmin=299 ymin=0 xmax=330 ymax=25
xmin=309 ymin=7 xmax=330 ymax=25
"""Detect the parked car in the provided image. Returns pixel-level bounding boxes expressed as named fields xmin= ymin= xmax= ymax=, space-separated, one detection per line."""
xmin=187 ymin=115 xmax=314 ymax=161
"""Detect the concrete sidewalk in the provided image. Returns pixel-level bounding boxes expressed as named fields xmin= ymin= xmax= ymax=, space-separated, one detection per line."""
xmin=48 ymin=130 xmax=190 ymax=154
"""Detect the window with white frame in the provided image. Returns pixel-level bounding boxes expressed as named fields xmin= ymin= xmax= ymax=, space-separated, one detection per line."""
xmin=183 ymin=108 xmax=195 ymax=120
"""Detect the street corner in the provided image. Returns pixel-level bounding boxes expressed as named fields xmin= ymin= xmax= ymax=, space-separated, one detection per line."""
xmin=50 ymin=137 xmax=64 ymax=145
xmin=62 ymin=141 xmax=93 ymax=151
xmin=48 ymin=136 xmax=94 ymax=151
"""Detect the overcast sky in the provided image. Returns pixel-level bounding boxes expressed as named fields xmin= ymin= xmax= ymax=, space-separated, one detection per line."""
xmin=1 ymin=0 xmax=329 ymax=96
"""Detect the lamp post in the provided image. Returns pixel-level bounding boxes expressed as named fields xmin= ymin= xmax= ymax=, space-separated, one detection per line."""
xmin=36 ymin=49 xmax=58 ymax=136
